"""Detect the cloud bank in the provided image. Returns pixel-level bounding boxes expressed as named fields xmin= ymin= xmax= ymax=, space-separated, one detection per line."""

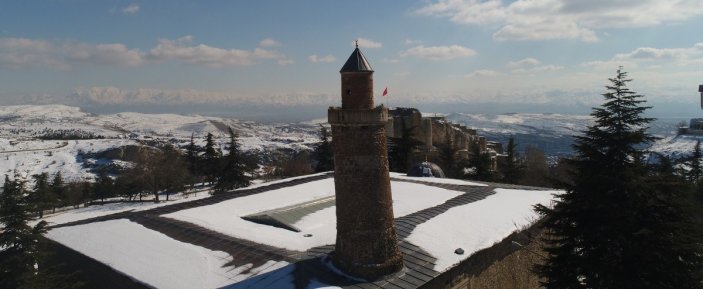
xmin=0 ymin=36 xmax=290 ymax=69
xmin=417 ymin=0 xmax=703 ymax=42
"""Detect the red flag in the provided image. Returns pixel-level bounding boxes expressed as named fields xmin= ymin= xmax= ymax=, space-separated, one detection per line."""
xmin=382 ymin=87 xmax=388 ymax=97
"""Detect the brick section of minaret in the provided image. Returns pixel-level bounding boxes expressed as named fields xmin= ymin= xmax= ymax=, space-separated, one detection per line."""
xmin=341 ymin=72 xmax=374 ymax=109
xmin=330 ymin=118 xmax=404 ymax=280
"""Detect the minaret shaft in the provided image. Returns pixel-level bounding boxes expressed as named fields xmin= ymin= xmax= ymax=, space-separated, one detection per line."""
xmin=329 ymin=47 xmax=403 ymax=280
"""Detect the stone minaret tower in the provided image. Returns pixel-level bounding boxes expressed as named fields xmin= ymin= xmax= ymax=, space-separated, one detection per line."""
xmin=328 ymin=43 xmax=403 ymax=280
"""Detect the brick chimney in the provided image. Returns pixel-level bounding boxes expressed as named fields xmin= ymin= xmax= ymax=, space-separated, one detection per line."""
xmin=327 ymin=43 xmax=403 ymax=280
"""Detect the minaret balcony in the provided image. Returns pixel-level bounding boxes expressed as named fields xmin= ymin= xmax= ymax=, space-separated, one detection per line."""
xmin=328 ymin=106 xmax=388 ymax=125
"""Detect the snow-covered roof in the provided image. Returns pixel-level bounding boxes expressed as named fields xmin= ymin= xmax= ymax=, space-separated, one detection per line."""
xmin=45 ymin=172 xmax=559 ymax=289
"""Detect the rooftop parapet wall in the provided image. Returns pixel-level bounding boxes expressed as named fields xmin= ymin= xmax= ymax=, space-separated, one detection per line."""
xmin=328 ymin=106 xmax=389 ymax=125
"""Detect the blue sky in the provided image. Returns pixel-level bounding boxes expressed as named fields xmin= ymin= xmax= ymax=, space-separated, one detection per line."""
xmin=2 ymin=0 xmax=703 ymax=119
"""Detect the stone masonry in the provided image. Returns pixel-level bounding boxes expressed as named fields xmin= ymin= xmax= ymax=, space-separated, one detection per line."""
xmin=328 ymin=44 xmax=404 ymax=280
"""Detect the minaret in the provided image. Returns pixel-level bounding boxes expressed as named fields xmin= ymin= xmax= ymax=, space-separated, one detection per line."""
xmin=328 ymin=42 xmax=403 ymax=280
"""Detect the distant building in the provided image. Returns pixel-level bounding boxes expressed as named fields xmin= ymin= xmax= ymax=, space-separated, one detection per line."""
xmin=387 ymin=107 xmax=500 ymax=172
xmin=677 ymin=84 xmax=703 ymax=135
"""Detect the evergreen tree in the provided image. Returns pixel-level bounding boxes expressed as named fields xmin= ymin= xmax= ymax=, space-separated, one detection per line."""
xmin=501 ymin=136 xmax=525 ymax=184
xmin=29 ymin=173 xmax=53 ymax=218
xmin=214 ymin=127 xmax=251 ymax=192
xmin=93 ymin=170 xmax=113 ymax=204
xmin=0 ymin=176 xmax=48 ymax=288
xmin=689 ymin=140 xmax=702 ymax=182
xmin=202 ymin=132 xmax=221 ymax=184
xmin=437 ymin=141 xmax=459 ymax=178
xmin=185 ymin=133 xmax=200 ymax=185
xmin=536 ymin=68 xmax=702 ymax=289
xmin=158 ymin=145 xmax=191 ymax=201
xmin=313 ymin=126 xmax=334 ymax=172
xmin=49 ymin=172 xmax=65 ymax=211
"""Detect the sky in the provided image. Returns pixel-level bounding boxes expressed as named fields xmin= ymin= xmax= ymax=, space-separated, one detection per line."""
xmin=1 ymin=0 xmax=703 ymax=121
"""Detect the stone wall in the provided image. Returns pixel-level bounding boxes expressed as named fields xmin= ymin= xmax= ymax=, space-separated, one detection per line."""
xmin=387 ymin=107 xmax=500 ymax=169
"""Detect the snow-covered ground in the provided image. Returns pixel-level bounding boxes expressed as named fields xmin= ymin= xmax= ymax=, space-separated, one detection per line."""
xmin=0 ymin=139 xmax=137 ymax=182
xmin=164 ymin=178 xmax=465 ymax=251
xmin=48 ymin=219 xmax=290 ymax=289
xmin=407 ymin=188 xmax=558 ymax=271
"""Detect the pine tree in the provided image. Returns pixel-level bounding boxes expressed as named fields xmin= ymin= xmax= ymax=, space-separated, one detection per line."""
xmin=536 ymin=68 xmax=703 ymax=289
xmin=214 ymin=127 xmax=251 ymax=192
xmin=689 ymin=140 xmax=702 ymax=182
xmin=313 ymin=126 xmax=334 ymax=172
xmin=49 ymin=172 xmax=65 ymax=212
xmin=501 ymin=136 xmax=525 ymax=184
xmin=185 ymin=133 xmax=200 ymax=185
xmin=0 ymin=176 xmax=48 ymax=289
xmin=29 ymin=173 xmax=53 ymax=218
xmin=437 ymin=141 xmax=458 ymax=178
xmin=202 ymin=132 xmax=221 ymax=184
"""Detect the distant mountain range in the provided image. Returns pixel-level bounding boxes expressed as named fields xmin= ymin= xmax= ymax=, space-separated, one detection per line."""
xmin=0 ymin=105 xmax=697 ymax=182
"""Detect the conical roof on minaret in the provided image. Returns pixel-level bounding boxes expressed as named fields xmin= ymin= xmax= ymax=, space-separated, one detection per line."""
xmin=340 ymin=45 xmax=373 ymax=73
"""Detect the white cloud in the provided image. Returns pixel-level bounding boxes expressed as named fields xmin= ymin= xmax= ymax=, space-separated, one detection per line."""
xmin=147 ymin=36 xmax=285 ymax=67
xmin=122 ymin=4 xmax=140 ymax=15
xmin=353 ymin=38 xmax=382 ymax=49
xmin=0 ymin=36 xmax=289 ymax=69
xmin=507 ymin=57 xmax=540 ymax=68
xmin=465 ymin=69 xmax=500 ymax=77
xmin=583 ymin=42 xmax=703 ymax=70
xmin=404 ymin=39 xmax=423 ymax=46
xmin=511 ymin=64 xmax=564 ymax=74
xmin=259 ymin=38 xmax=281 ymax=47
xmin=399 ymin=45 xmax=476 ymax=60
xmin=417 ymin=0 xmax=703 ymax=42
xmin=0 ymin=37 xmax=144 ymax=69
xmin=277 ymin=59 xmax=294 ymax=65
xmin=308 ymin=54 xmax=336 ymax=63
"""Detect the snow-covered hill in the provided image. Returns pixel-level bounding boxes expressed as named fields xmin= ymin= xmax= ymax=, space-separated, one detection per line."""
xmin=0 ymin=105 xmax=321 ymax=182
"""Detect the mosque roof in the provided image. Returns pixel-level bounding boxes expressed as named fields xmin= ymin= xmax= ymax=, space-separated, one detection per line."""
xmin=340 ymin=46 xmax=373 ymax=73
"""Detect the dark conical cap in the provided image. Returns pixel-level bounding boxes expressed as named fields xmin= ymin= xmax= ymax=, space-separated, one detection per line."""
xmin=340 ymin=46 xmax=373 ymax=73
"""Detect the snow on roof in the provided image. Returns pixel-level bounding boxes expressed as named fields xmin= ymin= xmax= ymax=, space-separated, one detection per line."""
xmin=47 ymin=219 xmax=290 ymax=289
xmin=406 ymin=188 xmax=558 ymax=271
xmin=390 ymin=172 xmax=487 ymax=186
xmin=163 ymin=178 xmax=464 ymax=251
xmin=44 ymin=173 xmax=560 ymax=289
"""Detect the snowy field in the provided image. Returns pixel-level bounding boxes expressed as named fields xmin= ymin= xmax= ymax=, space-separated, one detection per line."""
xmin=48 ymin=219 xmax=290 ymax=289
xmin=0 ymin=139 xmax=137 ymax=182
xmin=164 ymin=178 xmax=465 ymax=251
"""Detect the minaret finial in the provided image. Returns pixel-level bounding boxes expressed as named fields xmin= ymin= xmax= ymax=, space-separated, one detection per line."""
xmin=355 ymin=39 xmax=359 ymax=48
